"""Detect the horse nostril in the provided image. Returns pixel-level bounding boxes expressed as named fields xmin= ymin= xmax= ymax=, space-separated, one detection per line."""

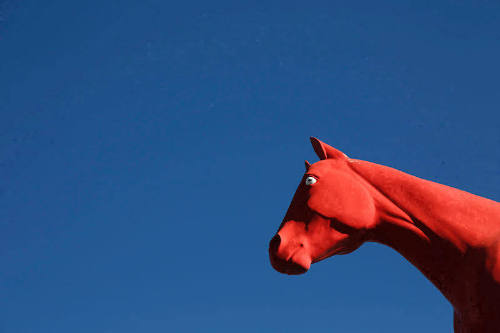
xmin=269 ymin=233 xmax=309 ymax=275
xmin=269 ymin=234 xmax=281 ymax=252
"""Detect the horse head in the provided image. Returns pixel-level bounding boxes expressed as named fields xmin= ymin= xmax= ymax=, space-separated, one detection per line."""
xmin=269 ymin=137 xmax=378 ymax=274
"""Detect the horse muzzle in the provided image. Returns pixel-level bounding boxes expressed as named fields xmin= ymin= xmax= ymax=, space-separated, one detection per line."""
xmin=269 ymin=234 xmax=311 ymax=275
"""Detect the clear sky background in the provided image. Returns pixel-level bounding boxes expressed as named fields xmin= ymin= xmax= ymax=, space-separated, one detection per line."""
xmin=1 ymin=1 xmax=499 ymax=332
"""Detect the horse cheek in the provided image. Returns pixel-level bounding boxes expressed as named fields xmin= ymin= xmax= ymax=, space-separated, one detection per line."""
xmin=308 ymin=182 xmax=376 ymax=230
xmin=343 ymin=186 xmax=377 ymax=229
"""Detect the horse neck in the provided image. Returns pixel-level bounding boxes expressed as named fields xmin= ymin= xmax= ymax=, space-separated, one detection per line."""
xmin=348 ymin=159 xmax=500 ymax=305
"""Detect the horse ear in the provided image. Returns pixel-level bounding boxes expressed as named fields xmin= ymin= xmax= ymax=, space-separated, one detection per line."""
xmin=310 ymin=137 xmax=347 ymax=160
xmin=305 ymin=160 xmax=311 ymax=170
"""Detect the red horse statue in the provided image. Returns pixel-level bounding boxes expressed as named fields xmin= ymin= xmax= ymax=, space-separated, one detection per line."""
xmin=269 ymin=137 xmax=500 ymax=332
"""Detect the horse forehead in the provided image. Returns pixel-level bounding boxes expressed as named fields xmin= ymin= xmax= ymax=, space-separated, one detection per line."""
xmin=309 ymin=159 xmax=345 ymax=175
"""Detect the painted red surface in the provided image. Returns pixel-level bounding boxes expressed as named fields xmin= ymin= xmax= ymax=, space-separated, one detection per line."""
xmin=269 ymin=137 xmax=500 ymax=332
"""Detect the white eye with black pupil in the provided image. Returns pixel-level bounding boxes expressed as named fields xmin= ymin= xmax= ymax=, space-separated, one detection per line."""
xmin=305 ymin=176 xmax=317 ymax=185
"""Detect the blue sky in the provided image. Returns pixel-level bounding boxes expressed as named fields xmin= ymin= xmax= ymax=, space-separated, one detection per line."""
xmin=1 ymin=1 xmax=499 ymax=332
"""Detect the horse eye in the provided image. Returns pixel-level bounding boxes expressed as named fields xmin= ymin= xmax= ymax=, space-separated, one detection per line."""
xmin=305 ymin=176 xmax=317 ymax=185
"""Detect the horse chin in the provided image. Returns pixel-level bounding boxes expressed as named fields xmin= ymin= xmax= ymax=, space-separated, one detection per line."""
xmin=270 ymin=251 xmax=311 ymax=275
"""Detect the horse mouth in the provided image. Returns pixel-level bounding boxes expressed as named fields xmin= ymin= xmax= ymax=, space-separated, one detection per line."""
xmin=269 ymin=251 xmax=309 ymax=275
